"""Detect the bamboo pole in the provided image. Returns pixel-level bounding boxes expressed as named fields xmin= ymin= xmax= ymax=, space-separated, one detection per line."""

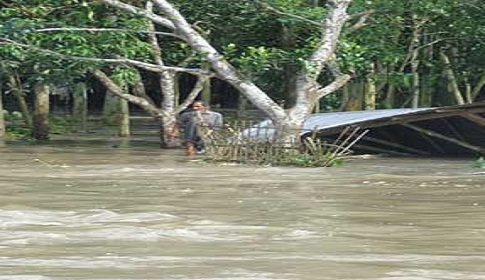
xmin=463 ymin=113 xmax=485 ymax=126
xmin=403 ymin=123 xmax=485 ymax=153
xmin=360 ymin=135 xmax=431 ymax=155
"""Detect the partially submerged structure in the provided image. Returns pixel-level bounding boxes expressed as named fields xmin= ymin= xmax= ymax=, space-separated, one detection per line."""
xmin=302 ymin=101 xmax=485 ymax=156
xmin=222 ymin=101 xmax=485 ymax=159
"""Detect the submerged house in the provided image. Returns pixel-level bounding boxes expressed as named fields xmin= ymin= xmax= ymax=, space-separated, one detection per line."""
xmin=301 ymin=101 xmax=485 ymax=156
xmin=242 ymin=101 xmax=485 ymax=156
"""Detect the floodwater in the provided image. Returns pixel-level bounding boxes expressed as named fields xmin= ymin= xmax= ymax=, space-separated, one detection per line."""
xmin=1 ymin=139 xmax=485 ymax=280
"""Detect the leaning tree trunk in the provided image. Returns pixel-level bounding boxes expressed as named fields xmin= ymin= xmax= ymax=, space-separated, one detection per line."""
xmin=32 ymin=83 xmax=50 ymax=140
xmin=99 ymin=0 xmax=352 ymax=145
xmin=9 ymin=74 xmax=32 ymax=127
xmin=471 ymin=73 xmax=485 ymax=102
xmin=440 ymin=50 xmax=465 ymax=105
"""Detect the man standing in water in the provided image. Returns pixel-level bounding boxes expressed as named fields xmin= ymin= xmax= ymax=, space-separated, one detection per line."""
xmin=171 ymin=101 xmax=223 ymax=156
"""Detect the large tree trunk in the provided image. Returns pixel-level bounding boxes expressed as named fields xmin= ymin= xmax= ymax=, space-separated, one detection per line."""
xmin=281 ymin=24 xmax=298 ymax=109
xmin=145 ymin=4 xmax=181 ymax=148
xmin=158 ymin=71 xmax=178 ymax=148
xmin=410 ymin=60 xmax=420 ymax=108
xmin=72 ymin=82 xmax=88 ymax=131
xmin=383 ymin=82 xmax=396 ymax=109
xmin=364 ymin=62 xmax=377 ymax=110
xmin=32 ymin=83 xmax=50 ymax=140
xmin=99 ymin=0 xmax=352 ymax=144
xmin=344 ymin=81 xmax=364 ymax=111
xmin=119 ymin=98 xmax=130 ymax=137
xmin=102 ymin=90 xmax=131 ymax=136
xmin=102 ymin=90 xmax=121 ymax=125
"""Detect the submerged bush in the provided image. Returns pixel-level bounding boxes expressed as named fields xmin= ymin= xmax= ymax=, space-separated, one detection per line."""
xmin=472 ymin=157 xmax=485 ymax=168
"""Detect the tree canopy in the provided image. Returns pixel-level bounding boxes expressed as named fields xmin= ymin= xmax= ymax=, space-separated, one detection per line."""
xmin=1 ymin=0 xmax=484 ymax=142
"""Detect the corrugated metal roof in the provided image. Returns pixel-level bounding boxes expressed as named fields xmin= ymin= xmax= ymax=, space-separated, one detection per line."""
xmin=243 ymin=108 xmax=433 ymax=139
xmin=240 ymin=103 xmax=485 ymax=155
xmin=302 ymin=108 xmax=431 ymax=132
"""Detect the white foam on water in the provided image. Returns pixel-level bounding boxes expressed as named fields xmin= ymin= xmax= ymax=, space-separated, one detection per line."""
xmin=0 ymin=209 xmax=178 ymax=227
xmin=378 ymin=268 xmax=485 ymax=280
xmin=0 ymin=276 xmax=52 ymax=280
xmin=0 ymin=208 xmax=281 ymax=244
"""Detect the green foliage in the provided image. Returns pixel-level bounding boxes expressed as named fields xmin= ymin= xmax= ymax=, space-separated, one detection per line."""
xmin=231 ymin=45 xmax=286 ymax=77
xmin=49 ymin=115 xmax=80 ymax=134
xmin=3 ymin=110 xmax=30 ymax=139
xmin=110 ymin=66 xmax=141 ymax=86
xmin=3 ymin=110 xmax=81 ymax=138
xmin=0 ymin=0 xmax=152 ymax=87
xmin=337 ymin=41 xmax=369 ymax=73
xmin=5 ymin=126 xmax=30 ymax=139
xmin=1 ymin=0 xmax=485 ymax=114
xmin=472 ymin=157 xmax=485 ymax=169
xmin=4 ymin=110 xmax=24 ymax=122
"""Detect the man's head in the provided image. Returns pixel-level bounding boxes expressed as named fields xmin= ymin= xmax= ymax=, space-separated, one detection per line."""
xmin=191 ymin=101 xmax=208 ymax=112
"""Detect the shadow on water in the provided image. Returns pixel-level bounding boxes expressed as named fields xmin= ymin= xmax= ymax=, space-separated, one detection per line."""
xmin=1 ymin=137 xmax=485 ymax=280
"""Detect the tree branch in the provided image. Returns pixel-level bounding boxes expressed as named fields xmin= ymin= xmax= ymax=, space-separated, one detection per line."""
xmin=90 ymin=68 xmax=169 ymax=119
xmin=150 ymin=0 xmax=286 ymax=121
xmin=345 ymin=10 xmax=376 ymax=33
xmin=96 ymin=0 xmax=175 ymax=30
xmin=316 ymin=73 xmax=352 ymax=99
xmin=471 ymin=73 xmax=485 ymax=100
xmin=176 ymin=76 xmax=208 ymax=114
xmin=35 ymin=27 xmax=181 ymax=39
xmin=317 ymin=56 xmax=353 ymax=98
xmin=0 ymin=38 xmax=213 ymax=77
xmin=252 ymin=0 xmax=324 ymax=27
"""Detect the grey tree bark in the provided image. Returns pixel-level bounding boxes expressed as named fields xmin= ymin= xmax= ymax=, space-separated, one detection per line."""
xmin=440 ymin=50 xmax=465 ymax=105
xmin=72 ymin=82 xmax=88 ymax=131
xmin=98 ymin=0 xmax=353 ymax=142
xmin=119 ymin=97 xmax=130 ymax=137
xmin=364 ymin=62 xmax=376 ymax=110
xmin=32 ymin=83 xmax=50 ymax=140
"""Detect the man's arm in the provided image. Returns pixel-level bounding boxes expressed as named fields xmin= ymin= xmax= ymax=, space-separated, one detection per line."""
xmin=212 ymin=112 xmax=223 ymax=129
xmin=170 ymin=112 xmax=188 ymax=138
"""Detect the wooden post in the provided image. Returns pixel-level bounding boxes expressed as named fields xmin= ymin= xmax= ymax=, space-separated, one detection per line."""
xmin=403 ymin=123 xmax=485 ymax=154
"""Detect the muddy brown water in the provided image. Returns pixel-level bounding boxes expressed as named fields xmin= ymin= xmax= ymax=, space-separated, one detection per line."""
xmin=1 ymin=139 xmax=485 ymax=280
